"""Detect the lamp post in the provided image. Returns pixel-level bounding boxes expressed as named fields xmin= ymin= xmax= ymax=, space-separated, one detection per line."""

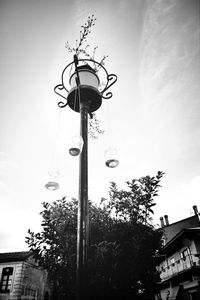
xmin=54 ymin=54 xmax=117 ymax=300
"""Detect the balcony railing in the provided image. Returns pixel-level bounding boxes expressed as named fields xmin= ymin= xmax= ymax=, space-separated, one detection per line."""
xmin=158 ymin=254 xmax=200 ymax=281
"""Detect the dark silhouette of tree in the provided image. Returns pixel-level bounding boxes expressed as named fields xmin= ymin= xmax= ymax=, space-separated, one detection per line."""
xmin=26 ymin=171 xmax=164 ymax=300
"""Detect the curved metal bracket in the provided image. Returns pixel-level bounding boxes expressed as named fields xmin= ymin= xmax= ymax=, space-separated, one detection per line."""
xmin=101 ymin=74 xmax=117 ymax=99
xmin=54 ymin=84 xmax=68 ymax=108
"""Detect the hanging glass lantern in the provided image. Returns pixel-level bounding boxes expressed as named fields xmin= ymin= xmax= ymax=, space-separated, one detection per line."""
xmin=104 ymin=147 xmax=119 ymax=168
xmin=68 ymin=135 xmax=84 ymax=156
xmin=45 ymin=169 xmax=60 ymax=191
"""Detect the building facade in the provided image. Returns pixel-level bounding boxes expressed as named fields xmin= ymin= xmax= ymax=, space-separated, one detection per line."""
xmin=155 ymin=207 xmax=200 ymax=300
xmin=0 ymin=251 xmax=50 ymax=300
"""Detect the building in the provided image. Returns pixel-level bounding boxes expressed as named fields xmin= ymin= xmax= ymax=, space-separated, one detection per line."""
xmin=0 ymin=251 xmax=50 ymax=300
xmin=155 ymin=206 xmax=200 ymax=300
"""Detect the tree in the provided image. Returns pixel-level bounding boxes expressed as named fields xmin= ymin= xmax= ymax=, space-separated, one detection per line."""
xmin=26 ymin=171 xmax=164 ymax=300
xmin=27 ymin=198 xmax=77 ymax=299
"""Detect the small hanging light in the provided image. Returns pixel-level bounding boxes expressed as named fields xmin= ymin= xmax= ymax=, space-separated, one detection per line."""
xmin=45 ymin=181 xmax=59 ymax=191
xmin=104 ymin=147 xmax=119 ymax=168
xmin=69 ymin=135 xmax=84 ymax=156
xmin=45 ymin=170 xmax=60 ymax=191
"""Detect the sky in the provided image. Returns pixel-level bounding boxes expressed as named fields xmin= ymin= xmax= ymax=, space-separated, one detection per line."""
xmin=0 ymin=0 xmax=199 ymax=252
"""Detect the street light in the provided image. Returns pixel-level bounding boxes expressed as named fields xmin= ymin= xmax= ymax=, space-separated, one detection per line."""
xmin=54 ymin=54 xmax=117 ymax=300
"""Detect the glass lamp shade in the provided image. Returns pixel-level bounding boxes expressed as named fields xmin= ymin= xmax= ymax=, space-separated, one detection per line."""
xmin=45 ymin=181 xmax=59 ymax=191
xmin=45 ymin=170 xmax=60 ymax=191
xmin=104 ymin=148 xmax=119 ymax=168
xmin=69 ymin=135 xmax=84 ymax=156
xmin=67 ymin=65 xmax=100 ymax=89
xmin=65 ymin=65 xmax=102 ymax=113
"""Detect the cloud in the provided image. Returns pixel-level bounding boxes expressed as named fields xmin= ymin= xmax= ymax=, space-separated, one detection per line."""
xmin=139 ymin=0 xmax=200 ymax=103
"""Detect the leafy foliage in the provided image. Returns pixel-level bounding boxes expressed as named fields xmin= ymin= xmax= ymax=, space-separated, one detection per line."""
xmin=65 ymin=15 xmax=108 ymax=68
xmin=66 ymin=15 xmax=96 ymax=59
xmin=27 ymin=198 xmax=77 ymax=299
xmin=26 ymin=171 xmax=164 ymax=300
xmin=104 ymin=171 xmax=164 ymax=224
xmin=88 ymin=113 xmax=105 ymax=139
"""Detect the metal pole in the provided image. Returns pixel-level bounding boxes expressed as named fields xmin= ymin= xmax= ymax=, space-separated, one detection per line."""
xmin=76 ymin=100 xmax=89 ymax=300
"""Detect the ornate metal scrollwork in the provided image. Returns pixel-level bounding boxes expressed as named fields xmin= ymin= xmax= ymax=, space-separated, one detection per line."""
xmin=54 ymin=84 xmax=68 ymax=108
xmin=54 ymin=57 xmax=117 ymax=107
xmin=101 ymin=74 xmax=118 ymax=99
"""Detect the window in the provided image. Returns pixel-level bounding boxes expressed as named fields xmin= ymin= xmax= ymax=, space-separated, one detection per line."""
xmin=170 ymin=257 xmax=175 ymax=266
xmin=181 ymin=249 xmax=189 ymax=261
xmin=0 ymin=267 xmax=13 ymax=293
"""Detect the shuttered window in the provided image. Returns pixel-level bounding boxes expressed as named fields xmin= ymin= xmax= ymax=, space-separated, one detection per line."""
xmin=0 ymin=267 xmax=13 ymax=293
